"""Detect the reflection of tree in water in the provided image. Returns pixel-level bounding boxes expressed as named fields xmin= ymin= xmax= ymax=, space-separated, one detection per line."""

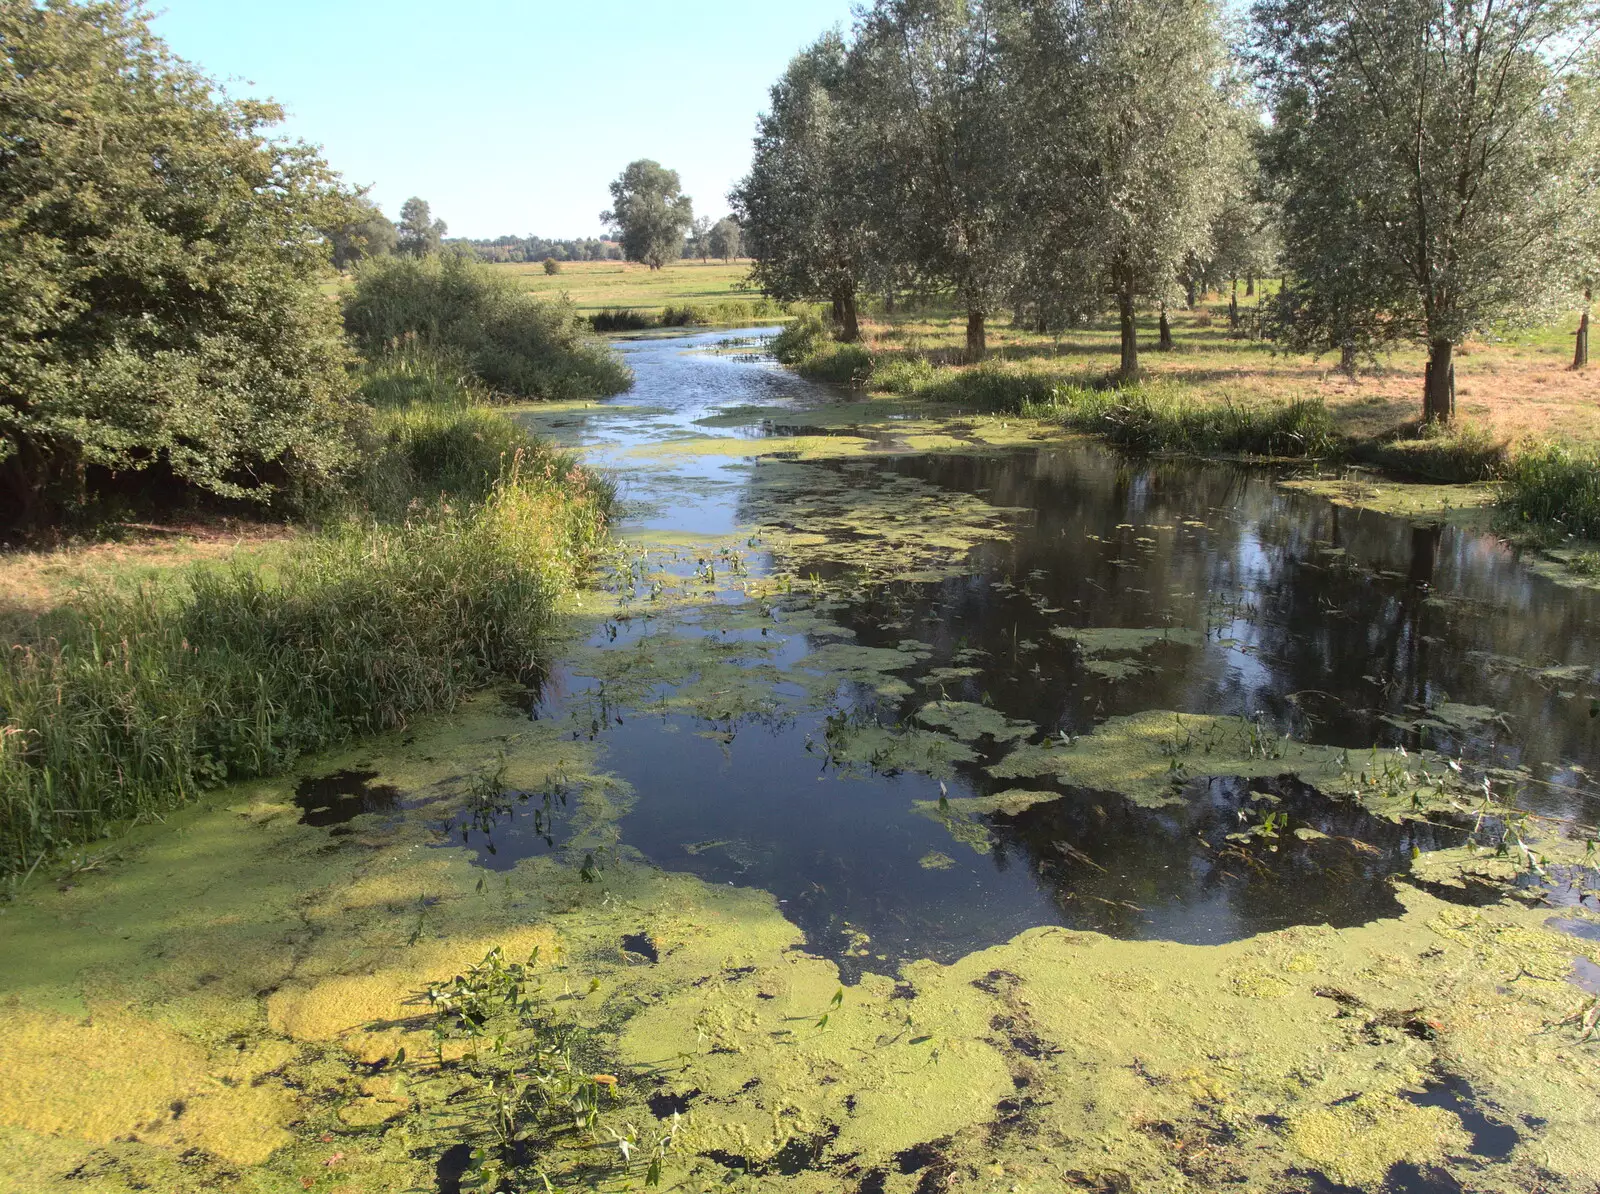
xmin=983 ymin=776 xmax=1464 ymax=942
xmin=766 ymin=447 xmax=1600 ymax=824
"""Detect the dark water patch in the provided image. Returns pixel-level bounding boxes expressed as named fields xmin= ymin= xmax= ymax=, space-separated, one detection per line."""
xmin=1548 ymin=915 xmax=1600 ymax=942
xmin=294 ymin=770 xmax=402 ymax=827
xmin=1571 ymin=955 xmax=1600 ymax=994
xmin=621 ymin=932 xmax=659 ymax=962
xmin=1402 ymin=1074 xmax=1519 ymax=1160
xmin=1384 ymin=1163 xmax=1464 ymax=1194
xmin=795 ymin=449 xmax=1600 ymax=829
xmin=434 ymin=1142 xmax=473 ymax=1194
xmin=438 ymin=780 xmax=569 ymax=870
xmin=648 ymin=1088 xmax=699 ymax=1118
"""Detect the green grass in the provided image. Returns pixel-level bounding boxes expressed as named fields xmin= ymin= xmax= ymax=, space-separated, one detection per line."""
xmin=1 ymin=343 xmax=615 ymax=882
xmin=1502 ymin=442 xmax=1600 ymax=540
xmin=495 ymin=258 xmax=788 ymax=325
xmin=1020 ymin=381 xmax=1340 ymax=459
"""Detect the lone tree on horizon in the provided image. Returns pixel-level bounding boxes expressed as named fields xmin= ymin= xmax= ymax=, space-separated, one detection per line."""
xmin=397 ymin=196 xmax=446 ymax=257
xmin=1255 ymin=0 xmax=1600 ymax=423
xmin=601 ymin=160 xmax=694 ymax=270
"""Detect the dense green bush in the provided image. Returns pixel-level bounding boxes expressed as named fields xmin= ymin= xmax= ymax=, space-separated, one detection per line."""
xmin=0 ymin=0 xmax=360 ymax=535
xmin=0 ymin=458 xmax=611 ymax=879
xmin=344 ymin=254 xmax=632 ymax=400
xmin=1356 ymin=420 xmax=1508 ymax=483
xmin=770 ymin=308 xmax=832 ymax=363
xmin=590 ymin=309 xmax=655 ymax=332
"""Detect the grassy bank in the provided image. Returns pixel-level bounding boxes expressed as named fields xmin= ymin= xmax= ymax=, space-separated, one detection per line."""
xmin=495 ymin=258 xmax=792 ymax=326
xmin=776 ymin=302 xmax=1597 ymax=515
xmin=1 ymin=343 xmax=616 ymax=881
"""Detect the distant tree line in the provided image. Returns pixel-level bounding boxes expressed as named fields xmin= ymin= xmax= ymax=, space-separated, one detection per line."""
xmin=734 ymin=0 xmax=1600 ymax=419
xmin=451 ymin=235 xmax=625 ymax=264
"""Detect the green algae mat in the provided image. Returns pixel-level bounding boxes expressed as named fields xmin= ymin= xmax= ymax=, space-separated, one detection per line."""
xmin=4 ymin=329 xmax=1600 ymax=1194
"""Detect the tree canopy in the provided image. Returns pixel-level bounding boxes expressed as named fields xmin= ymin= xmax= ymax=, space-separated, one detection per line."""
xmin=397 ymin=196 xmax=447 ymax=257
xmin=0 ymin=0 xmax=358 ymax=533
xmin=732 ymin=31 xmax=878 ymax=341
xmin=707 ymin=217 xmax=742 ymax=262
xmin=601 ymin=160 xmax=694 ymax=270
xmin=1255 ymin=0 xmax=1600 ymax=419
xmin=326 ymin=195 xmax=397 ymax=271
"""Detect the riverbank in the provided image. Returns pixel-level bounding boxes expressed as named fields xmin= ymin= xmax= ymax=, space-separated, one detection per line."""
xmin=4 ymin=327 xmax=1598 ymax=1193
xmin=0 ymin=389 xmax=612 ymax=884
xmin=772 ymin=303 xmax=1600 ymax=577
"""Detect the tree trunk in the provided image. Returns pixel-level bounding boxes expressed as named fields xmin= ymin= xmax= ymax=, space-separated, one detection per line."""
xmin=1228 ymin=287 xmax=1239 ymax=332
xmin=966 ymin=309 xmax=987 ymax=362
xmin=1339 ymin=342 xmax=1358 ymax=377
xmin=830 ymin=296 xmax=844 ymax=326
xmin=1576 ymin=309 xmax=1590 ymax=370
xmin=885 ymin=289 xmax=896 ymax=315
xmin=1158 ymin=308 xmax=1173 ymax=351
xmin=840 ymin=293 xmax=860 ymax=343
xmin=1185 ymin=277 xmax=1197 ymax=309
xmin=1423 ymin=339 xmax=1456 ymax=423
xmin=1246 ymin=273 xmax=1255 ymax=297
xmin=1118 ymin=288 xmax=1139 ymax=378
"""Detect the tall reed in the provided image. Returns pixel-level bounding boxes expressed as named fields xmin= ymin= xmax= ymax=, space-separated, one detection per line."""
xmin=0 ymin=458 xmax=610 ymax=880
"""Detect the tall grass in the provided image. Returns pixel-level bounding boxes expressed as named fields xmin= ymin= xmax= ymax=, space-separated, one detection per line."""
xmin=1502 ymin=442 xmax=1600 ymax=539
xmin=1020 ymin=383 xmax=1340 ymax=458
xmin=344 ymin=254 xmax=631 ymax=400
xmin=0 ymin=461 xmax=610 ymax=879
xmin=590 ymin=298 xmax=792 ymax=334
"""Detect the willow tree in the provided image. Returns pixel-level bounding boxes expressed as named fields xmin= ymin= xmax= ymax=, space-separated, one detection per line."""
xmin=601 ymin=160 xmax=694 ymax=271
xmin=852 ymin=0 xmax=1029 ymax=361
xmin=732 ymin=32 xmax=877 ymax=341
xmin=1254 ymin=0 xmax=1600 ymax=421
xmin=1013 ymin=0 xmax=1233 ymax=377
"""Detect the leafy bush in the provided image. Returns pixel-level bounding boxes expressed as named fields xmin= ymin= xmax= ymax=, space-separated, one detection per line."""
xmin=1502 ymin=443 xmax=1600 ymax=539
xmin=0 ymin=457 xmax=611 ymax=878
xmin=591 ymin=308 xmax=655 ymax=332
xmin=344 ymin=254 xmax=631 ymax=400
xmin=770 ymin=308 xmax=832 ymax=363
xmin=543 ymin=257 xmax=561 ymax=275
xmin=1359 ymin=420 xmax=1508 ymax=482
xmin=660 ymin=304 xmax=711 ymax=327
xmin=0 ymin=0 xmax=360 ymax=535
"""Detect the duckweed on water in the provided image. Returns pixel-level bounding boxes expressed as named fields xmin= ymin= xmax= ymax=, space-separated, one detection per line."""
xmin=9 ymin=343 xmax=1600 ymax=1192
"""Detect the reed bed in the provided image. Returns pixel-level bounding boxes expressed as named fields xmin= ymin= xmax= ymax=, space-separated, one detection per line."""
xmin=0 ymin=452 xmax=610 ymax=881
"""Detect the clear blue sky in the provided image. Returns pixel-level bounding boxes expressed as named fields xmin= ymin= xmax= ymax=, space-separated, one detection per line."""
xmin=148 ymin=0 xmax=857 ymax=240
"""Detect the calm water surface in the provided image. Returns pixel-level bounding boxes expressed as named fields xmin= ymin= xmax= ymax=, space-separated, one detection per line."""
xmin=501 ymin=328 xmax=1600 ymax=976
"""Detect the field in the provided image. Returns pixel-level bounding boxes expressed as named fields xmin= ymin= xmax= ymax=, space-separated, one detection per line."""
xmin=839 ymin=294 xmax=1599 ymax=452
xmin=491 ymin=258 xmax=767 ymax=317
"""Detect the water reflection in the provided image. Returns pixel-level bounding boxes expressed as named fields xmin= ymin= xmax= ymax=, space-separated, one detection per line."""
xmin=491 ymin=329 xmax=1600 ymax=975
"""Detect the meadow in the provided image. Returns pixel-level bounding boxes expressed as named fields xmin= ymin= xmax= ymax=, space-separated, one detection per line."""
xmin=491 ymin=257 xmax=783 ymax=323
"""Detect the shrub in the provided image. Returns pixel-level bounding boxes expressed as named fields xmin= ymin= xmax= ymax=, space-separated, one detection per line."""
xmin=344 ymin=254 xmax=631 ymax=400
xmin=770 ymin=308 xmax=832 ymax=364
xmin=1359 ymin=420 xmax=1508 ymax=483
xmin=0 ymin=457 xmax=611 ymax=879
xmin=590 ymin=308 xmax=655 ymax=333
xmin=543 ymin=257 xmax=561 ymax=275
xmin=0 ymin=1 xmax=360 ymax=535
xmin=1502 ymin=442 xmax=1600 ymax=539
xmin=660 ymin=304 xmax=711 ymax=327
xmin=870 ymin=355 xmax=937 ymax=395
